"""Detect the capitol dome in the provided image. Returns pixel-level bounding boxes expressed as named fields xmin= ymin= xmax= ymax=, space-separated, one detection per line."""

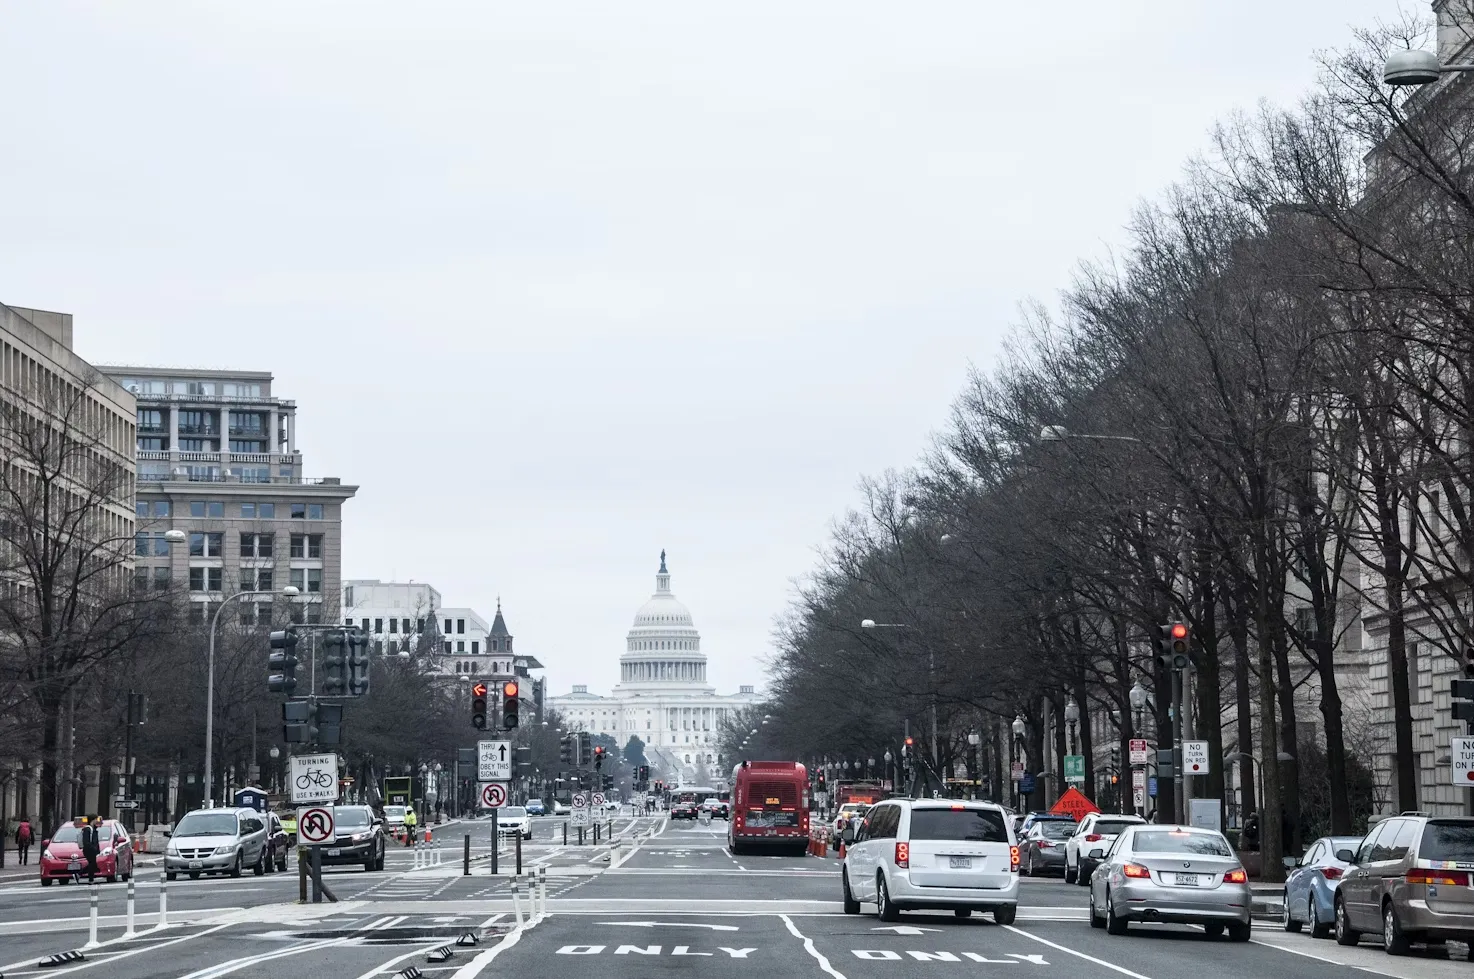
xmin=619 ymin=551 xmax=707 ymax=685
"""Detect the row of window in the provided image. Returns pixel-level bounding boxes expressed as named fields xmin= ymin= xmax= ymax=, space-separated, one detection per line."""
xmin=137 ymin=438 xmax=269 ymax=453
xmin=185 ymin=566 xmax=322 ymax=593
xmin=127 ymin=380 xmax=264 ymax=398
xmin=135 ymin=500 xmax=325 ymax=520
xmin=138 ymin=464 xmax=290 ymax=482
xmin=134 ymin=531 xmax=322 ymax=558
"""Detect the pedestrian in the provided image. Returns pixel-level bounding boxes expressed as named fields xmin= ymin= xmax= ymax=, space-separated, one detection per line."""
xmin=15 ymin=818 xmax=34 ymax=865
xmin=80 ymin=815 xmax=102 ymax=884
xmin=403 ymin=806 xmax=418 ymax=846
xmin=1243 ymin=812 xmax=1261 ymax=852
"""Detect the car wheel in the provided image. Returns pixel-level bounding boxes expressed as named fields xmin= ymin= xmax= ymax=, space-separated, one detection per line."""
xmin=955 ymin=909 xmax=972 ymax=918
xmin=107 ymin=874 xmax=117 ymax=883
xmin=188 ymin=872 xmax=200 ymax=880
xmin=1334 ymin=896 xmax=1360 ymax=946
xmin=1228 ymin=920 xmax=1252 ymax=943
xmin=1308 ymin=897 xmax=1331 ymax=939
xmin=1282 ymin=896 xmax=1302 ymax=932
xmin=1088 ymin=890 xmax=1103 ymax=929
xmin=994 ymin=904 xmax=1016 ymax=925
xmin=876 ymin=873 xmax=900 ymax=922
xmin=166 ymin=872 xmax=177 ymax=882
xmin=1077 ymin=863 xmax=1091 ymax=886
xmin=253 ymin=850 xmax=265 ymax=876
xmin=229 ymin=853 xmax=243 ymax=878
xmin=1382 ymin=902 xmax=1409 ymax=955
xmin=277 ymin=858 xmax=288 ymax=873
xmin=1204 ymin=923 xmax=1224 ymax=939
xmin=41 ymin=877 xmax=54 ymax=887
xmin=841 ymin=870 xmax=861 ymax=915
xmin=1105 ymin=891 xmax=1128 ymax=935
xmin=1064 ymin=860 xmax=1077 ymax=885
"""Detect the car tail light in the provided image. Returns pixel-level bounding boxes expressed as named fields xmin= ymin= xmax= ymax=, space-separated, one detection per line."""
xmin=1038 ymin=840 xmax=1053 ymax=849
xmin=1408 ymin=868 xmax=1470 ymax=886
xmin=895 ymin=842 xmax=909 ymax=868
xmin=1320 ymin=867 xmax=1343 ymax=881
xmin=1085 ymin=834 xmax=1102 ymax=842
xmin=1122 ymin=863 xmax=1151 ymax=879
xmin=1010 ymin=846 xmax=1020 ymax=871
xmin=1223 ymin=868 xmax=1248 ymax=883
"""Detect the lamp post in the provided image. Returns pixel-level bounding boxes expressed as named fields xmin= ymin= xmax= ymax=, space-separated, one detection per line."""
xmin=862 ymin=617 xmax=939 ymax=788
xmin=1128 ymin=682 xmax=1151 ymax=816
xmin=203 ymin=583 xmax=299 ymax=809
xmin=1038 ymin=425 xmax=1143 ymax=444
xmin=884 ymin=749 xmax=894 ymax=790
xmin=1011 ymin=715 xmax=1026 ymax=810
xmin=1383 ymin=48 xmax=1474 ymax=86
xmin=1064 ymin=698 xmax=1079 ymax=755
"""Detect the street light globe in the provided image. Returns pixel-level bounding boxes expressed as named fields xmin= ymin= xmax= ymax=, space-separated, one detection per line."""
xmin=860 ymin=619 xmax=877 ymax=629
xmin=1011 ymin=715 xmax=1026 ymax=737
xmin=1064 ymin=697 xmax=1080 ymax=724
xmin=1384 ymin=48 xmax=1441 ymax=86
xmin=163 ymin=529 xmax=188 ymax=543
xmin=269 ymin=746 xmax=280 ymax=759
xmin=868 ymin=757 xmax=875 ymax=766
xmin=281 ymin=585 xmax=301 ymax=597
xmin=884 ymin=750 xmax=893 ymax=763
xmin=1129 ymin=681 xmax=1149 ymax=711
xmin=967 ymin=731 xmax=981 ymax=746
xmin=1039 ymin=425 xmax=1070 ymax=442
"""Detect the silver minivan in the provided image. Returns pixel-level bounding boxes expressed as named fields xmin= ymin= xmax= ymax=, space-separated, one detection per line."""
xmin=164 ymin=807 xmax=272 ymax=880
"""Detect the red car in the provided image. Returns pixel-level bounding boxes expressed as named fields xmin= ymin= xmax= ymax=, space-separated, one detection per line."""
xmin=40 ymin=819 xmax=135 ymax=886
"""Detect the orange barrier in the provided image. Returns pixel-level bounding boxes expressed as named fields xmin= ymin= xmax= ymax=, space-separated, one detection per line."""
xmin=423 ymin=829 xmax=432 ymax=844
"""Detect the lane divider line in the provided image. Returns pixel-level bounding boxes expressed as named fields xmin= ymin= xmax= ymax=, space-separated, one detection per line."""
xmin=780 ymin=913 xmax=849 ymax=979
xmin=1002 ymin=924 xmax=1154 ymax=979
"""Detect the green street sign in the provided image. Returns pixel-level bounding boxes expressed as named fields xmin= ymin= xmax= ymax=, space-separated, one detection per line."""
xmin=1064 ymin=755 xmax=1085 ymax=784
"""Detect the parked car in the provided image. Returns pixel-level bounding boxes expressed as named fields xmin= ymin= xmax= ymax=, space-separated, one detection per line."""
xmin=319 ymin=805 xmax=386 ymax=872
xmin=700 ymin=799 xmax=730 ymax=820
xmin=496 ymin=806 xmax=534 ymax=840
xmin=1066 ymin=813 xmax=1146 ymax=884
xmin=1019 ymin=812 xmax=1077 ymax=835
xmin=264 ymin=812 xmax=291 ymax=873
xmin=164 ymin=807 xmax=272 ymax=880
xmin=526 ymin=800 xmax=546 ymax=816
xmin=1282 ymin=834 xmax=1362 ymax=938
xmin=1086 ymin=824 xmax=1251 ymax=940
xmin=1335 ymin=813 xmax=1474 ymax=954
xmin=39 ymin=818 xmax=135 ymax=886
xmin=1019 ymin=819 xmax=1078 ymax=876
xmin=842 ymin=798 xmax=1019 ymax=923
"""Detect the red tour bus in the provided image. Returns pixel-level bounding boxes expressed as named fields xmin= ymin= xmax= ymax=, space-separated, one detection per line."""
xmin=728 ymin=760 xmax=810 ymax=856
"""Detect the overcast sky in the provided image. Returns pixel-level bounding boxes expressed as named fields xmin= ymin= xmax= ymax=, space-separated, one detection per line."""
xmin=2 ymin=1 xmax=1402 ymax=696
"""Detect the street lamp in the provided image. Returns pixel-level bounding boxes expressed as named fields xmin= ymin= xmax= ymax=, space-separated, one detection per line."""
xmin=204 ymin=583 xmax=299 ymax=809
xmin=1226 ymin=750 xmax=1296 ymax=819
xmin=1383 ymin=48 xmax=1474 ymax=86
xmin=1038 ymin=425 xmax=1142 ymax=444
xmin=1064 ymin=697 xmax=1080 ymax=754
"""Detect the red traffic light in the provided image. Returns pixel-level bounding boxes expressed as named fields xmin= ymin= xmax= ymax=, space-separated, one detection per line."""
xmin=904 ymin=736 xmax=914 ymax=746
xmin=503 ymin=680 xmax=519 ymax=698
xmin=471 ymin=682 xmax=488 ymax=698
xmin=1170 ymin=623 xmax=1188 ymax=640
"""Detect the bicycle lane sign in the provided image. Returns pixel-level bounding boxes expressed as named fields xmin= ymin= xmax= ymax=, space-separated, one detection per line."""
xmin=290 ymin=752 xmax=340 ymax=804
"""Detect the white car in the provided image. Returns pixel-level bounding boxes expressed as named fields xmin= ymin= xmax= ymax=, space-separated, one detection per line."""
xmin=1065 ymin=812 xmax=1145 ymax=884
xmin=841 ymin=798 xmax=1019 ymax=923
xmin=495 ymin=806 xmax=533 ymax=840
xmin=833 ymin=803 xmax=871 ymax=836
xmin=382 ymin=805 xmax=407 ymax=830
xmin=552 ymin=801 xmax=570 ymax=816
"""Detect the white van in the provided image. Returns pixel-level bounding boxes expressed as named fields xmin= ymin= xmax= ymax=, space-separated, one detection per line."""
xmin=841 ymin=799 xmax=1019 ymax=923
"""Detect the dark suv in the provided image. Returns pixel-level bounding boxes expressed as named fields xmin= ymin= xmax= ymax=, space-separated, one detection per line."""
xmin=1335 ymin=812 xmax=1474 ymax=954
xmin=319 ymin=805 xmax=386 ymax=872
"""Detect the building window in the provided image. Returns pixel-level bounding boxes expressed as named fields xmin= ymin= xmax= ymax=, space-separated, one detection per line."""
xmin=279 ymin=466 xmax=294 ymax=478
xmin=240 ymin=532 xmax=274 ymax=558
xmin=444 ymin=619 xmax=452 ymax=634
xmin=401 ymin=618 xmax=410 ymax=633
xmin=417 ymin=618 xmax=425 ymax=633
xmin=178 ymin=410 xmax=214 ymax=435
xmin=457 ymin=641 xmax=465 ymax=653
xmin=241 ymin=467 xmax=270 ymax=483
xmin=289 ymin=534 xmax=322 ymax=558
xmin=457 ymin=619 xmax=465 ymax=634
xmin=471 ymin=641 xmax=479 ymax=654
xmin=443 ymin=641 xmax=452 ymax=654
xmin=240 ymin=568 xmax=273 ymax=592
xmin=306 ymin=605 xmax=321 ymax=624
xmin=223 ymin=382 xmax=262 ymax=397
xmin=153 ymin=501 xmax=171 ymax=517
xmin=388 ymin=619 xmax=398 ymax=633
xmin=288 ymin=568 xmax=322 ymax=593
xmin=188 ymin=532 xmax=224 ymax=557
xmin=189 ymin=567 xmax=223 ymax=592
xmin=230 ymin=440 xmax=265 ymax=453
xmin=132 ymin=566 xmax=149 ymax=592
xmin=153 ymin=567 xmax=171 ymax=591
xmin=308 ymin=504 xmax=323 ymax=520
xmin=291 ymin=503 xmax=306 ymax=519
xmin=241 ymin=503 xmax=255 ymax=518
xmin=137 ymin=409 xmax=164 ymax=431
xmin=177 ymin=381 xmax=216 ymax=397
xmin=138 ymin=437 xmax=167 ymax=451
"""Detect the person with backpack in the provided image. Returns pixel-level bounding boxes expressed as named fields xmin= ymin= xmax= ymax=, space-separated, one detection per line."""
xmin=15 ymin=819 xmax=34 ymax=864
xmin=80 ymin=816 xmax=102 ymax=884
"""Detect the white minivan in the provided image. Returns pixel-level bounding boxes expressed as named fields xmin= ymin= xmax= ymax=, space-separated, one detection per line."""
xmin=842 ymin=799 xmax=1019 ymax=923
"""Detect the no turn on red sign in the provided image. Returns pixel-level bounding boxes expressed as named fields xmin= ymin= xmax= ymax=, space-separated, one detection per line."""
xmin=1182 ymin=740 xmax=1210 ymax=775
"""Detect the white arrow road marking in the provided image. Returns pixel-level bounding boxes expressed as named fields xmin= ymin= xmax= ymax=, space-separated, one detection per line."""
xmin=870 ymin=925 xmax=942 ymax=935
xmin=596 ymin=921 xmax=740 ymax=931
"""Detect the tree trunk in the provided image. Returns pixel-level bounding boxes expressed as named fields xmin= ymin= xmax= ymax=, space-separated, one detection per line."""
xmin=1274 ymin=633 xmax=1301 ymax=857
xmin=1377 ymin=481 xmax=1418 ymax=813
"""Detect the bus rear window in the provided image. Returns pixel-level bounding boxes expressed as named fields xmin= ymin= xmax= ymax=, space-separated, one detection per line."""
xmin=908 ymin=808 xmax=1008 ymax=843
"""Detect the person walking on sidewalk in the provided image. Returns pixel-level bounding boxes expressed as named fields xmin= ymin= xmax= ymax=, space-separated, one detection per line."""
xmin=15 ymin=818 xmax=34 ymax=864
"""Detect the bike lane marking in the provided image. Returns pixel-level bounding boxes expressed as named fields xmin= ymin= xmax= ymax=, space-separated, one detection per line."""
xmin=1003 ymin=923 xmax=1153 ymax=978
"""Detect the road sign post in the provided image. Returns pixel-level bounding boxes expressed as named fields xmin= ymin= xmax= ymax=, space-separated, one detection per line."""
xmin=572 ymin=792 xmax=589 ymax=829
xmin=478 ymin=740 xmax=512 ymax=782
xmin=1128 ymin=739 xmax=1150 ymax=765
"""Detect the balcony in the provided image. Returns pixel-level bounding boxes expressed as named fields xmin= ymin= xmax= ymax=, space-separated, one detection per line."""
xmin=229 ymin=426 xmax=266 ymax=438
xmin=137 ymin=470 xmax=345 ymax=486
xmin=137 ymin=424 xmax=166 ymax=434
xmin=178 ymin=426 xmax=218 ymax=437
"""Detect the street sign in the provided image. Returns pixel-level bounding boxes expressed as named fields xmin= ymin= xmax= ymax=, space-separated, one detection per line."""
xmin=114 ymin=799 xmax=139 ymax=810
xmin=572 ymin=807 xmax=589 ymax=825
xmin=297 ymin=806 xmax=335 ymax=844
xmin=1148 ymin=776 xmax=1158 ymax=798
xmin=1018 ymin=773 xmax=1035 ymax=795
xmin=480 ymin=782 xmax=508 ymax=809
xmin=1049 ymin=787 xmax=1099 ymax=820
xmin=572 ymin=793 xmax=587 ymax=810
xmin=1132 ymin=769 xmax=1146 ymax=808
xmin=1064 ymin=755 xmax=1084 ymax=785
xmin=1453 ymin=736 xmax=1474 ymax=786
xmin=592 ymin=792 xmax=606 ymax=806
xmin=289 ymin=752 xmax=340 ymax=804
xmin=1009 ymin=762 xmax=1024 ymax=782
xmin=1183 ymin=740 xmax=1210 ymax=775
xmin=478 ymin=740 xmax=512 ymax=781
xmin=1128 ymin=739 xmax=1149 ymax=765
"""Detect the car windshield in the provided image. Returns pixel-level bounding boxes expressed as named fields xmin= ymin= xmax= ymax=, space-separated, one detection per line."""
xmin=1040 ymin=822 xmax=1078 ymax=840
xmin=1132 ymin=831 xmax=1233 ymax=856
xmin=909 ymin=807 xmax=1009 ymax=843
xmin=1094 ymin=820 xmax=1142 ymax=836
xmin=335 ymin=809 xmax=372 ymax=828
xmin=51 ymin=826 xmax=84 ymax=843
xmin=502 ymin=807 xmax=527 ymax=818
xmin=1420 ymin=822 xmax=1474 ymax=862
xmin=384 ymin=806 xmax=406 ymax=818
xmin=174 ymin=812 xmax=239 ymax=837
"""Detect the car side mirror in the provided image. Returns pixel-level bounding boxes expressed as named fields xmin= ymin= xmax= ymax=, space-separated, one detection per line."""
xmin=1088 ymin=847 xmax=1105 ymax=860
xmin=40 ymin=838 xmax=50 ymax=848
xmin=1336 ymin=848 xmax=1354 ymax=863
xmin=1286 ymin=856 xmax=1302 ymax=868
xmin=162 ymin=831 xmax=172 ymax=838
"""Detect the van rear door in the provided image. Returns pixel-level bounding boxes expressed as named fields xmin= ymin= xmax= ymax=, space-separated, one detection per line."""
xmin=904 ymin=805 xmax=1014 ymax=890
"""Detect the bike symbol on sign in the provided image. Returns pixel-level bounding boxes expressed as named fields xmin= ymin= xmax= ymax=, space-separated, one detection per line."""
xmin=295 ymin=768 xmax=334 ymax=790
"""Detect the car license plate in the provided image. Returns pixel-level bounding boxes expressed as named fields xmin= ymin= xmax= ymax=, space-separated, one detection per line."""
xmin=188 ymin=860 xmax=202 ymax=869
xmin=327 ymin=848 xmax=341 ymax=857
xmin=1174 ymin=873 xmax=1200 ymax=886
xmin=68 ymin=860 xmax=81 ymax=872
xmin=949 ymin=856 xmax=973 ymax=869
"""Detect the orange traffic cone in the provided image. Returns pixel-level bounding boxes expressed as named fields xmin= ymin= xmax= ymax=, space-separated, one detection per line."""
xmin=837 ymin=840 xmax=846 ymax=859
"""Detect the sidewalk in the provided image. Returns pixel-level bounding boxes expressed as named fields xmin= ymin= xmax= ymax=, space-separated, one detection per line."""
xmin=1251 ymin=883 xmax=1284 ymax=920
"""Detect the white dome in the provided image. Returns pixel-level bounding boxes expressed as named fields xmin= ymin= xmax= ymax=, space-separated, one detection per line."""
xmin=633 ymin=593 xmax=694 ymax=628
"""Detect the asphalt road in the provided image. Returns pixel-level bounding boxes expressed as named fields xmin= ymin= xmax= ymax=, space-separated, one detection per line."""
xmin=1 ymin=811 xmax=1470 ymax=978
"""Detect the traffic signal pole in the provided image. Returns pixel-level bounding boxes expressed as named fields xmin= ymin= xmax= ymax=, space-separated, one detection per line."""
xmin=1172 ymin=665 xmax=1185 ymax=825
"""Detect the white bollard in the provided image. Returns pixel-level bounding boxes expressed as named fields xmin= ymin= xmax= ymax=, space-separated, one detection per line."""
xmin=412 ymin=843 xmax=421 ymax=869
xmin=125 ymin=877 xmax=137 ymax=937
xmin=158 ymin=872 xmax=168 ymax=929
xmin=86 ymin=885 xmax=100 ymax=947
xmin=539 ymin=866 xmax=548 ymax=919
xmin=511 ymin=875 xmax=523 ymax=926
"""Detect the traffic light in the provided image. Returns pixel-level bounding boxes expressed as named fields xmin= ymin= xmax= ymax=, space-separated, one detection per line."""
xmin=579 ymin=732 xmax=592 ymax=766
xmin=1454 ymin=647 xmax=1474 ymax=724
xmin=322 ymin=628 xmax=348 ymax=695
xmin=1157 ymin=622 xmax=1191 ymax=670
xmin=559 ymin=734 xmax=573 ymax=764
xmin=502 ymin=680 xmax=520 ymax=730
xmin=471 ymin=681 xmax=488 ymax=730
xmin=594 ymin=745 xmax=605 ymax=771
xmin=515 ymin=745 xmax=533 ymax=775
xmin=282 ymin=699 xmax=342 ymax=745
xmin=638 ymin=764 xmax=649 ymax=784
xmin=603 ymin=774 xmax=614 ymax=791
xmin=346 ymin=628 xmax=370 ymax=697
xmin=268 ymin=629 xmax=299 ymax=694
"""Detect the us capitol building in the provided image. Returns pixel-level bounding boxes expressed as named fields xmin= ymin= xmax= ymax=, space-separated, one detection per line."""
xmin=547 ymin=552 xmax=760 ymax=785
